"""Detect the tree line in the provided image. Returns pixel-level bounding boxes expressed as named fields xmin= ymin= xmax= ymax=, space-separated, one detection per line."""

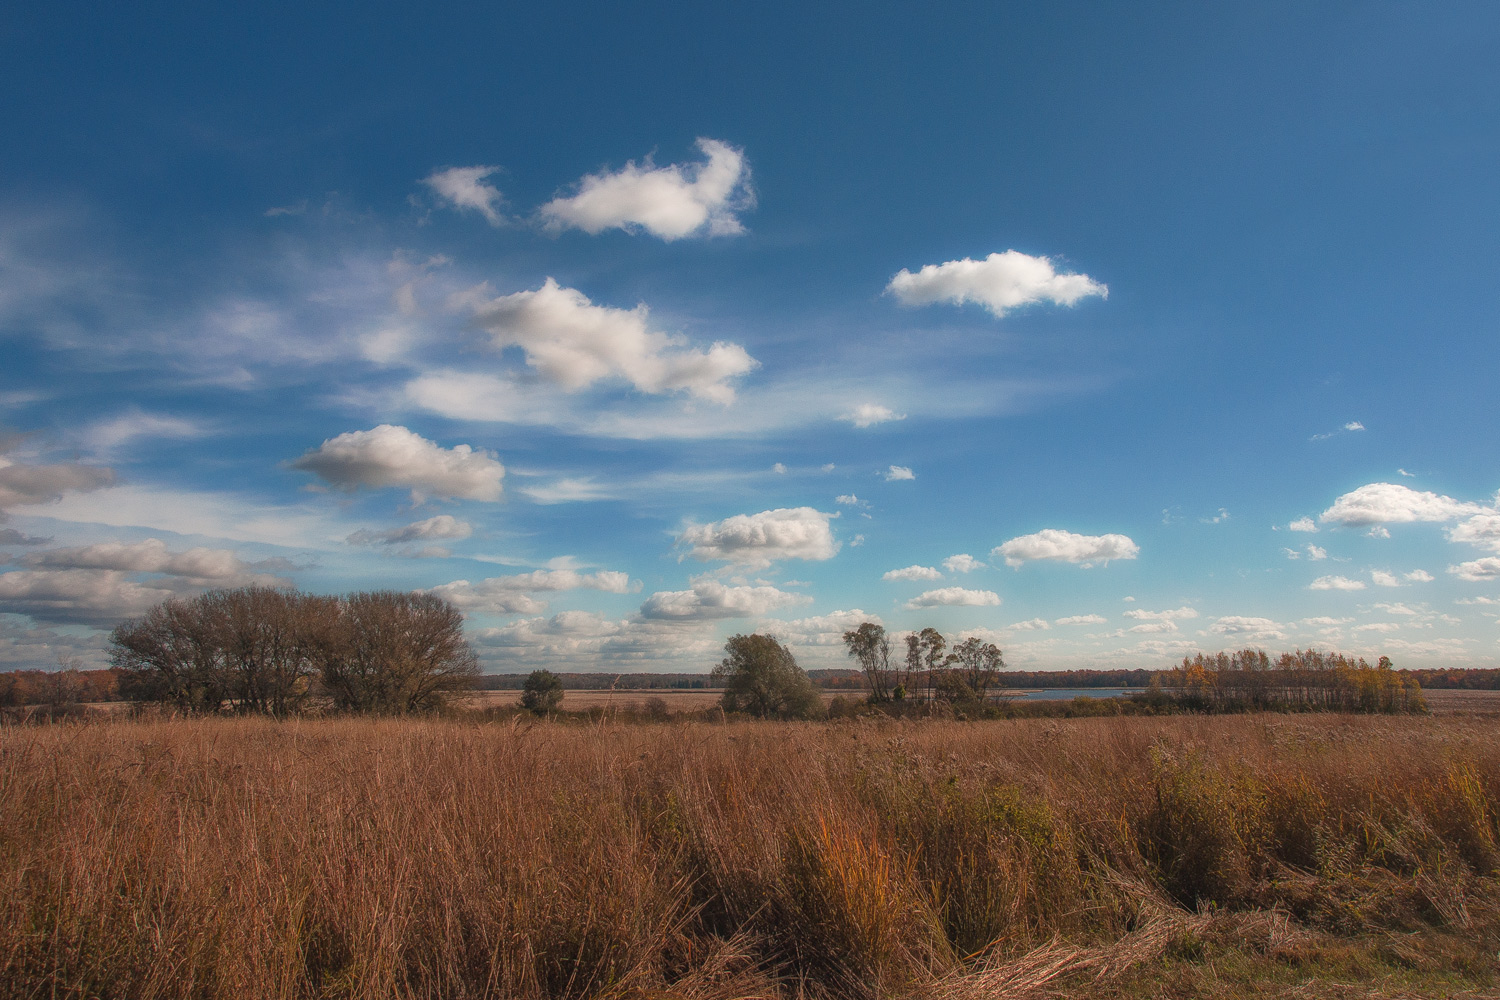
xmin=109 ymin=586 xmax=478 ymax=715
xmin=1152 ymin=649 xmax=1425 ymax=714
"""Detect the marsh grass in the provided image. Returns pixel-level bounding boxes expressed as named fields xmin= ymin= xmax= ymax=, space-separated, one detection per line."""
xmin=2 ymin=714 xmax=1497 ymax=999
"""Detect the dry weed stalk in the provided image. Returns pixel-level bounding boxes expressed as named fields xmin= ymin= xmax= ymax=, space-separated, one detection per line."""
xmin=1 ymin=714 xmax=1497 ymax=999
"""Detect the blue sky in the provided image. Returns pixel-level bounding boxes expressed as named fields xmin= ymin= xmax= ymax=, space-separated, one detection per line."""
xmin=3 ymin=2 xmax=1499 ymax=672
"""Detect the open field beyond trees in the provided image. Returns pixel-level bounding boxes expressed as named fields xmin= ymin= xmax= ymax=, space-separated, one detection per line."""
xmin=4 ymin=714 xmax=1500 ymax=999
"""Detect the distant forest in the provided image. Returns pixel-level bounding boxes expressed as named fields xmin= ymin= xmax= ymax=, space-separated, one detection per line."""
xmin=9 ymin=664 xmax=1499 ymax=708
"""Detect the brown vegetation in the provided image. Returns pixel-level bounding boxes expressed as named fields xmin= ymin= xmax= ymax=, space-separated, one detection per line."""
xmin=3 ymin=713 xmax=1498 ymax=999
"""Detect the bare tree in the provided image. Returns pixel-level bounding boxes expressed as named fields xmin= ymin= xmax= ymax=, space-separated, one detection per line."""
xmin=316 ymin=591 xmax=478 ymax=714
xmin=843 ymin=622 xmax=893 ymax=703
xmin=112 ymin=596 xmax=234 ymax=713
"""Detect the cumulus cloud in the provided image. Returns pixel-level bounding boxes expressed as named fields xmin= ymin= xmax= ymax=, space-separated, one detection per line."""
xmin=0 ymin=528 xmax=50 ymax=546
xmin=422 ymin=166 xmax=505 ymax=225
xmin=1008 ymin=617 xmax=1050 ymax=631
xmin=1355 ymin=622 xmax=1401 ymax=633
xmin=1310 ymin=575 xmax=1366 ymax=591
xmin=1055 ymin=614 xmax=1106 ymax=626
xmin=1449 ymin=557 xmax=1500 ymax=582
xmin=1405 ymin=569 xmax=1435 ymax=583
xmin=1320 ymin=483 xmax=1488 ymax=526
xmin=759 ymin=609 xmax=882 ymax=646
xmin=538 ymin=138 xmax=753 ymax=240
xmin=677 ymin=507 xmax=839 ymax=568
xmin=427 ymin=569 xmax=634 ymax=616
xmin=20 ymin=539 xmax=285 ymax=584
xmin=1371 ymin=570 xmax=1401 ymax=587
xmin=0 ymin=459 xmax=115 ymax=513
xmin=882 ymin=564 xmax=942 ymax=582
xmin=0 ymin=569 xmax=177 ymax=625
xmin=639 ymin=579 xmax=809 ymax=620
xmin=1307 ymin=544 xmax=1328 ymax=561
xmin=1124 ymin=606 xmax=1199 ymax=622
xmin=905 ymin=587 xmax=1001 ymax=609
xmin=1449 ymin=512 xmax=1500 ymax=554
xmin=462 ymin=278 xmax=756 ymax=403
xmin=290 ymin=425 xmax=504 ymax=502
xmin=994 ymin=529 xmax=1139 ymax=568
xmin=886 ymin=250 xmax=1107 ymax=319
xmin=346 ymin=515 xmax=473 ymax=547
xmin=835 ymin=495 xmax=862 ymax=506
xmin=1302 ymin=616 xmax=1352 ymax=626
xmin=841 ymin=403 xmax=905 ymax=428
xmin=885 ymin=465 xmax=915 ymax=481
xmin=1210 ymin=616 xmax=1287 ymax=641
xmin=943 ymin=553 xmax=982 ymax=573
xmin=1287 ymin=517 xmax=1318 ymax=532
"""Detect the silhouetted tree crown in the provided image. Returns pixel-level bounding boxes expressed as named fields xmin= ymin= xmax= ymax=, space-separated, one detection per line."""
xmin=110 ymin=587 xmax=477 ymax=716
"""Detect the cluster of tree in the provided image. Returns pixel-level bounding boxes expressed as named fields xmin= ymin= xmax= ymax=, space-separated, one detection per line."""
xmin=476 ymin=672 xmax=717 ymax=691
xmin=110 ymin=587 xmax=478 ymax=716
xmin=1153 ymin=649 xmax=1425 ymax=714
xmin=0 ymin=664 xmax=121 ymax=708
xmin=713 ymin=633 xmax=823 ymax=719
xmin=842 ymin=622 xmax=1006 ymax=703
xmin=1399 ymin=667 xmax=1500 ymax=690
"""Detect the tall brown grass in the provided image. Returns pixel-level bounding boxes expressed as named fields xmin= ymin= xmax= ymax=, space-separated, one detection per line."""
xmin=2 ymin=714 xmax=1497 ymax=999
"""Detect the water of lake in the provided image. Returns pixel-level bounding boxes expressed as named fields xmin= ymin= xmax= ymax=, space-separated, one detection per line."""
xmin=1003 ymin=688 xmax=1143 ymax=701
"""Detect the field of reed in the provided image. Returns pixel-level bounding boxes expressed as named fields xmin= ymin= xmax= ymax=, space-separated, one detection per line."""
xmin=3 ymin=714 xmax=1498 ymax=999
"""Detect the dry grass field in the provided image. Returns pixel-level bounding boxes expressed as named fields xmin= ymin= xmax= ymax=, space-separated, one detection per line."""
xmin=3 ymin=713 xmax=1499 ymax=999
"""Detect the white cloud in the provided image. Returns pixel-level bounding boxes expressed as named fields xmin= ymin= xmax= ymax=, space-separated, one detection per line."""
xmin=1355 ymin=622 xmax=1401 ymax=633
xmin=1374 ymin=602 xmax=1420 ymax=616
xmin=758 ymin=609 xmax=882 ymax=646
xmin=1302 ymin=616 xmax=1352 ymax=626
xmin=1283 ymin=547 xmax=1300 ymax=560
xmin=1449 ymin=557 xmax=1500 ymax=582
xmin=943 ymin=553 xmax=982 ymax=573
xmin=1371 ymin=570 xmax=1401 ymax=587
xmin=84 ymin=412 xmax=206 ymax=455
xmin=1124 ymin=606 xmax=1199 ymax=622
xmin=1399 ymin=468 xmax=1415 ymax=477
xmin=1346 ymin=421 xmax=1365 ymax=431
xmin=427 ymin=569 xmax=634 ymax=616
xmin=1201 ymin=508 xmax=1230 ymax=524
xmin=677 ymin=507 xmax=839 ymax=568
xmin=1310 ymin=575 xmax=1366 ymax=591
xmin=772 ymin=463 xmax=787 ymax=474
xmin=882 ymin=564 xmax=942 ymax=582
xmin=1055 ymin=614 xmax=1106 ymax=626
xmin=1311 ymin=422 xmax=1366 ymax=442
xmin=994 ymin=529 xmax=1139 ymax=568
xmin=885 ymin=465 xmax=915 ymax=481
xmin=1449 ymin=512 xmax=1500 ymax=553
xmin=1288 ymin=517 xmax=1318 ymax=532
xmin=422 ymin=166 xmax=505 ymax=225
xmin=347 ymin=515 xmax=472 ymax=546
xmin=518 ymin=478 xmax=616 ymax=504
xmin=461 ymin=278 xmax=756 ymax=403
xmin=835 ymin=494 xmax=862 ymax=506
xmin=1008 ymin=617 xmax=1050 ymax=631
xmin=21 ymin=538 xmax=284 ymax=584
xmin=1405 ymin=569 xmax=1435 ymax=583
xmin=886 ymin=250 xmax=1107 ymax=319
xmin=1307 ymin=544 xmax=1328 ymax=561
xmin=1367 ymin=526 xmax=1391 ymax=539
xmin=471 ymin=611 xmax=722 ymax=670
xmin=538 ymin=138 xmax=752 ymax=240
xmin=0 ymin=569 xmax=177 ymax=626
xmin=290 ymin=425 xmax=504 ymax=502
xmin=1210 ymin=616 xmax=1287 ymax=641
xmin=0 ymin=459 xmax=116 ymax=513
xmin=905 ymin=587 xmax=1001 ymax=609
xmin=841 ymin=403 xmax=906 ymax=428
xmin=1125 ymin=621 xmax=1178 ymax=634
xmin=1321 ymin=483 xmax=1487 ymax=526
xmin=638 ymin=579 xmax=809 ymax=620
